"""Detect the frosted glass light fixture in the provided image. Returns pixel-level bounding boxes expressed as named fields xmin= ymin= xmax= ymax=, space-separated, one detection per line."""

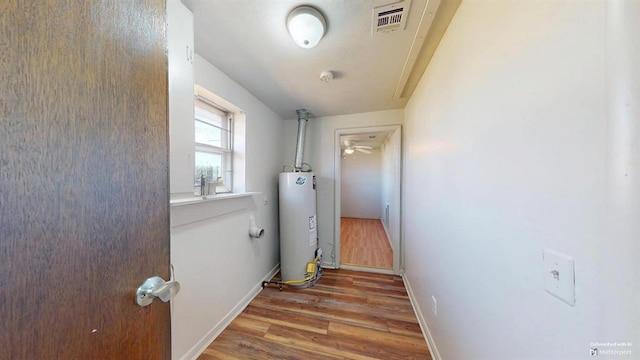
xmin=287 ymin=6 xmax=326 ymax=49
xmin=344 ymin=148 xmax=355 ymax=155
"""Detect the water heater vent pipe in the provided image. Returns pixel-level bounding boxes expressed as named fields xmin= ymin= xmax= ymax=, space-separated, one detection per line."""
xmin=294 ymin=109 xmax=310 ymax=171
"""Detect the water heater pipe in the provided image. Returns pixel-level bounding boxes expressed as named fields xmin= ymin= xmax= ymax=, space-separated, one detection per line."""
xmin=294 ymin=109 xmax=310 ymax=171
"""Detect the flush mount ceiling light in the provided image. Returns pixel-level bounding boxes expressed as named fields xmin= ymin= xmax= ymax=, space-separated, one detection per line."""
xmin=287 ymin=6 xmax=326 ymax=49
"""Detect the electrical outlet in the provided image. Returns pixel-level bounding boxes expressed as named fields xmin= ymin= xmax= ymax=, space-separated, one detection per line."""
xmin=431 ymin=295 xmax=437 ymax=317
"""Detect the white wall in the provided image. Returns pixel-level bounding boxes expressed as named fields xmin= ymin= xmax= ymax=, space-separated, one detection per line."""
xmin=171 ymin=54 xmax=283 ymax=360
xmin=168 ymin=0 xmax=195 ymax=198
xmin=403 ymin=1 xmax=639 ymax=359
xmin=380 ymin=129 xmax=401 ymax=252
xmin=341 ymin=149 xmax=382 ymax=219
xmin=283 ymin=110 xmax=403 ymax=268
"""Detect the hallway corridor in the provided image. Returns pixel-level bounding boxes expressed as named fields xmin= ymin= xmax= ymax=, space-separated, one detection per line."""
xmin=341 ymin=217 xmax=393 ymax=270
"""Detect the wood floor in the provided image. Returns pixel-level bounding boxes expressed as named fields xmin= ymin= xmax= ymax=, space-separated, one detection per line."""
xmin=341 ymin=217 xmax=393 ymax=270
xmin=198 ymin=269 xmax=431 ymax=360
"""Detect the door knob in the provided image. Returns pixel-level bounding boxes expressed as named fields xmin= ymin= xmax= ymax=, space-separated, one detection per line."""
xmin=136 ymin=276 xmax=180 ymax=307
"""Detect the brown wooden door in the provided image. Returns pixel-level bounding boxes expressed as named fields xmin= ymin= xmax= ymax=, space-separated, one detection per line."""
xmin=1 ymin=1 xmax=171 ymax=358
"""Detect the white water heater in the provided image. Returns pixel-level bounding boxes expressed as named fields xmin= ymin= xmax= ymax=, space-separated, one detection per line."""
xmin=279 ymin=172 xmax=318 ymax=282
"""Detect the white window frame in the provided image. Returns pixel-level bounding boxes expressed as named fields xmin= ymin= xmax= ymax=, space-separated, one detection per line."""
xmin=194 ymin=94 xmax=233 ymax=194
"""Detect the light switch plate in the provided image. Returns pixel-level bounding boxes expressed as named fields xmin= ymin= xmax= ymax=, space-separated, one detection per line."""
xmin=543 ymin=248 xmax=575 ymax=306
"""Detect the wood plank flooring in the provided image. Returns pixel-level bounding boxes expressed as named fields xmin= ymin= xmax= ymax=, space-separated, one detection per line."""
xmin=198 ymin=269 xmax=431 ymax=360
xmin=341 ymin=218 xmax=393 ymax=270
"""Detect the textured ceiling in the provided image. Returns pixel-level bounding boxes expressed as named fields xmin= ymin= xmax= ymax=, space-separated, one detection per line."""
xmin=183 ymin=0 xmax=457 ymax=119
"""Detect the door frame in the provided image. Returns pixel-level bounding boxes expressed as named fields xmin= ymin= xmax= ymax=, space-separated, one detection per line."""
xmin=334 ymin=125 xmax=402 ymax=275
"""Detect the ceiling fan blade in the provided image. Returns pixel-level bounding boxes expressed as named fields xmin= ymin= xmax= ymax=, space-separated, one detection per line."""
xmin=354 ymin=145 xmax=373 ymax=149
xmin=356 ymin=148 xmax=371 ymax=154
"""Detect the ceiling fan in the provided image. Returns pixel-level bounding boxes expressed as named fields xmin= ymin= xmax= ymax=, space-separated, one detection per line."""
xmin=343 ymin=140 xmax=372 ymax=155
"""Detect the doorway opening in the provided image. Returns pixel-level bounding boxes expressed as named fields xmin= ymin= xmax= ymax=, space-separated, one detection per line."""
xmin=334 ymin=125 xmax=402 ymax=275
xmin=341 ymin=217 xmax=393 ymax=270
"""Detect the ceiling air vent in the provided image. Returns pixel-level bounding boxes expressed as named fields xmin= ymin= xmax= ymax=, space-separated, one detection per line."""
xmin=372 ymin=0 xmax=411 ymax=35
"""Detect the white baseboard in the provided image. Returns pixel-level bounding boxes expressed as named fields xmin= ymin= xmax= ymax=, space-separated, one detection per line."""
xmin=182 ymin=264 xmax=281 ymax=360
xmin=403 ymin=274 xmax=441 ymax=360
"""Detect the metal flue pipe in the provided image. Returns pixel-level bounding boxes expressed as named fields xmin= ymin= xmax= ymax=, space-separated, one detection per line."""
xmin=294 ymin=109 xmax=309 ymax=171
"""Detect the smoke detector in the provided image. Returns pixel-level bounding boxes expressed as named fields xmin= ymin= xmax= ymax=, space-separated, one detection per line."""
xmin=372 ymin=0 xmax=411 ymax=35
xmin=320 ymin=70 xmax=333 ymax=83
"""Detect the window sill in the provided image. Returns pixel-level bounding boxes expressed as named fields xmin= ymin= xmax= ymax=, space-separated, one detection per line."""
xmin=170 ymin=192 xmax=260 ymax=228
xmin=170 ymin=191 xmax=258 ymax=207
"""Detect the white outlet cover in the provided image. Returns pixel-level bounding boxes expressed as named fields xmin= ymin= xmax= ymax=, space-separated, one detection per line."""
xmin=543 ymin=248 xmax=575 ymax=306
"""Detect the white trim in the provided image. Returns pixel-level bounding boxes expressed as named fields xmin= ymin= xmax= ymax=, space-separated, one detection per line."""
xmin=194 ymin=84 xmax=243 ymax=114
xmin=334 ymin=125 xmax=402 ymax=274
xmin=182 ymin=263 xmax=281 ymax=360
xmin=403 ymin=274 xmax=441 ymax=360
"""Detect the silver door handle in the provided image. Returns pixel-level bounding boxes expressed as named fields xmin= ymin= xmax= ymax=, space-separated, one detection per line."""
xmin=136 ymin=276 xmax=180 ymax=307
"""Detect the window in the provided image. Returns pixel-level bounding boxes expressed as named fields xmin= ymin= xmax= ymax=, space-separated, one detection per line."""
xmin=194 ymin=94 xmax=233 ymax=195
